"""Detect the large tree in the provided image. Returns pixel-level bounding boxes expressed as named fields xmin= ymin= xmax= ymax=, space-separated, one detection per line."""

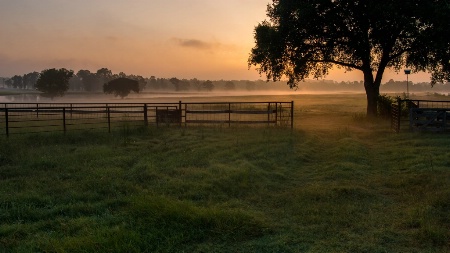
xmin=248 ymin=0 xmax=450 ymax=116
xmin=35 ymin=68 xmax=74 ymax=99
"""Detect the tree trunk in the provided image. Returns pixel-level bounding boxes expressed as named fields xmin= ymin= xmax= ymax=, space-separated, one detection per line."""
xmin=363 ymin=71 xmax=380 ymax=117
xmin=365 ymin=85 xmax=378 ymax=117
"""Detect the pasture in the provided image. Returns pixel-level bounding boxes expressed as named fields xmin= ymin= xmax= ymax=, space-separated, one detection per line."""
xmin=0 ymin=93 xmax=449 ymax=252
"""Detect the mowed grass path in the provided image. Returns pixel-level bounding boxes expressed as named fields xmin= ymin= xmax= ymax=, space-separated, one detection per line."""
xmin=0 ymin=94 xmax=449 ymax=252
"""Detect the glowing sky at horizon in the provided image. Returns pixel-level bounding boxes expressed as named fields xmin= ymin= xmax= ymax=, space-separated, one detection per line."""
xmin=0 ymin=0 xmax=431 ymax=83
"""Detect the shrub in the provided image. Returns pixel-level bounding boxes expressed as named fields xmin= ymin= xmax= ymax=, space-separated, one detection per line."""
xmin=377 ymin=94 xmax=397 ymax=118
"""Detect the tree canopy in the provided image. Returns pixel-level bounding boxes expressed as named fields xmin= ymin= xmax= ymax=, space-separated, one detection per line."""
xmin=249 ymin=0 xmax=450 ymax=116
xmin=35 ymin=68 xmax=74 ymax=99
xmin=23 ymin=72 xmax=39 ymax=89
xmin=202 ymin=80 xmax=214 ymax=91
xmin=103 ymin=77 xmax=140 ymax=98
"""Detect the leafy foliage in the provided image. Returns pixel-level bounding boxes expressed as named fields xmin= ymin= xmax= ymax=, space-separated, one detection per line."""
xmin=202 ymin=80 xmax=214 ymax=91
xmin=103 ymin=77 xmax=140 ymax=98
xmin=377 ymin=94 xmax=397 ymax=118
xmin=169 ymin=77 xmax=190 ymax=91
xmin=249 ymin=0 xmax=450 ymax=115
xmin=35 ymin=68 xmax=74 ymax=98
xmin=23 ymin=71 xmax=39 ymax=89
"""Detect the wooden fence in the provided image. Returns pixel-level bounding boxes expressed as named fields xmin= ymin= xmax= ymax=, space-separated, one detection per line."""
xmin=391 ymin=99 xmax=450 ymax=133
xmin=0 ymin=101 xmax=294 ymax=136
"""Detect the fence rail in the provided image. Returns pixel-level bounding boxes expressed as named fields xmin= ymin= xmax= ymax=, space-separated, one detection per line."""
xmin=0 ymin=101 xmax=293 ymax=136
xmin=391 ymin=99 xmax=450 ymax=133
xmin=410 ymin=108 xmax=450 ymax=132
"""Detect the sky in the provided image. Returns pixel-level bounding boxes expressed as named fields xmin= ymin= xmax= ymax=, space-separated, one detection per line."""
xmin=0 ymin=0 xmax=431 ymax=83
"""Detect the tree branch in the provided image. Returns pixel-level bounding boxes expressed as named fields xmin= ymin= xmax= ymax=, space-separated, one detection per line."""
xmin=311 ymin=59 xmax=363 ymax=71
xmin=388 ymin=47 xmax=411 ymax=62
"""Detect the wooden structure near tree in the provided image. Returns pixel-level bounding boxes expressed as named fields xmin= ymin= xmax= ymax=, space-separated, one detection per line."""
xmin=392 ymin=99 xmax=450 ymax=133
xmin=410 ymin=108 xmax=450 ymax=132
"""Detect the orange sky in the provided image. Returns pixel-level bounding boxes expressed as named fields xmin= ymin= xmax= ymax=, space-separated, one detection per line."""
xmin=0 ymin=0 xmax=431 ymax=83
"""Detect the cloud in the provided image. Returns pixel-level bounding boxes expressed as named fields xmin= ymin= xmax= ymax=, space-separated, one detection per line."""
xmin=170 ymin=38 xmax=241 ymax=57
xmin=171 ymin=38 xmax=213 ymax=50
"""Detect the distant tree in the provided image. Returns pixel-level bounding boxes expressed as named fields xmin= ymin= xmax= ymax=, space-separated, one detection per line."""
xmin=157 ymin=78 xmax=169 ymax=90
xmin=202 ymin=80 xmax=214 ymax=91
xmin=77 ymin=70 xmax=100 ymax=92
xmin=4 ymin=78 xmax=12 ymax=88
xmin=35 ymin=68 xmax=74 ymax=99
xmin=169 ymin=77 xmax=180 ymax=91
xmin=245 ymin=81 xmax=256 ymax=91
xmin=11 ymin=75 xmax=23 ymax=89
xmin=77 ymin=69 xmax=92 ymax=91
xmin=225 ymin=81 xmax=235 ymax=90
xmin=127 ymin=75 xmax=147 ymax=91
xmin=23 ymin=72 xmax=39 ymax=89
xmin=249 ymin=0 xmax=450 ymax=116
xmin=180 ymin=79 xmax=191 ymax=91
xmin=68 ymin=75 xmax=83 ymax=91
xmin=169 ymin=77 xmax=190 ymax=91
xmin=103 ymin=77 xmax=139 ymax=98
xmin=96 ymin=68 xmax=112 ymax=81
xmin=147 ymin=76 xmax=158 ymax=90
xmin=76 ymin=70 xmax=91 ymax=84
xmin=96 ymin=68 xmax=113 ymax=91
xmin=190 ymin=78 xmax=202 ymax=91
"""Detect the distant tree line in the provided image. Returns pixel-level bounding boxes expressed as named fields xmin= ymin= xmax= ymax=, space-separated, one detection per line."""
xmin=2 ymin=67 xmax=450 ymax=96
xmin=0 ymin=67 xmax=294 ymax=95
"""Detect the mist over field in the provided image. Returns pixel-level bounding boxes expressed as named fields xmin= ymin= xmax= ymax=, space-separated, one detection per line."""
xmin=1 ymin=88 xmax=450 ymax=105
xmin=1 ymin=65 xmax=449 ymax=105
xmin=2 ymin=77 xmax=450 ymax=104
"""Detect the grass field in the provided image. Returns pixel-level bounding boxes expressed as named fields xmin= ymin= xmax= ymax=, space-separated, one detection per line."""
xmin=0 ymin=94 xmax=449 ymax=252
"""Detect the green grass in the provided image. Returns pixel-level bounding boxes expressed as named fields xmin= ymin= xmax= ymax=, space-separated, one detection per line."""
xmin=0 ymin=93 xmax=449 ymax=252
xmin=0 ymin=89 xmax=39 ymax=96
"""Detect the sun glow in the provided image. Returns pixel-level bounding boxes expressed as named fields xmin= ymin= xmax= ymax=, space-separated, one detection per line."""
xmin=0 ymin=0 xmax=432 ymax=83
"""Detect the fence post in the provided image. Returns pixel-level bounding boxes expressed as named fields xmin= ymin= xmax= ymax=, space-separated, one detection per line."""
xmin=5 ymin=107 xmax=9 ymax=137
xmin=228 ymin=103 xmax=231 ymax=127
xmin=144 ymin=104 xmax=148 ymax=126
xmin=184 ymin=103 xmax=187 ymax=127
xmin=397 ymin=98 xmax=402 ymax=132
xmin=107 ymin=106 xmax=111 ymax=133
xmin=444 ymin=109 xmax=448 ymax=131
xmin=290 ymin=101 xmax=294 ymax=130
xmin=268 ymin=102 xmax=271 ymax=126
xmin=36 ymin=103 xmax=39 ymax=118
xmin=63 ymin=107 xmax=66 ymax=134
xmin=275 ymin=103 xmax=278 ymax=126
xmin=179 ymin=101 xmax=182 ymax=127
xmin=409 ymin=107 xmax=414 ymax=131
